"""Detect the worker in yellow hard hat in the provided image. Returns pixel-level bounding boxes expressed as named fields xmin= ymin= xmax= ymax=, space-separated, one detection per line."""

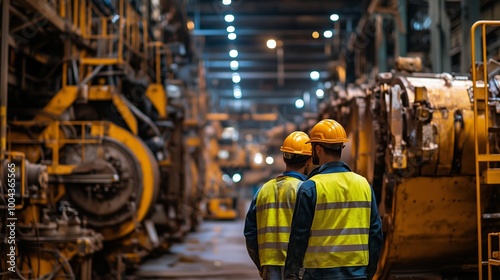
xmin=284 ymin=119 xmax=383 ymax=280
xmin=244 ymin=131 xmax=312 ymax=280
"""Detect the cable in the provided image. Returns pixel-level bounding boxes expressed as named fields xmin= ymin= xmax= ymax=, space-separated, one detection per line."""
xmin=41 ymin=249 xmax=75 ymax=280
xmin=31 ymin=207 xmax=40 ymax=279
xmin=121 ymin=95 xmax=161 ymax=136
xmin=0 ymin=161 xmax=8 ymax=206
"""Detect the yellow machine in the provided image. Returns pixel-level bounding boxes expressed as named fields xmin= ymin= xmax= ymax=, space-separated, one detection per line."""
xmin=202 ymin=122 xmax=238 ymax=220
xmin=319 ymin=21 xmax=500 ymax=280
xmin=0 ymin=0 xmax=205 ymax=278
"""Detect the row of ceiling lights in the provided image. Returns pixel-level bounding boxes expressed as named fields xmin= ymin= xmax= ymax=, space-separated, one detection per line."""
xmin=220 ymin=1 xmax=338 ymax=105
xmin=221 ymin=0 xmax=242 ymax=99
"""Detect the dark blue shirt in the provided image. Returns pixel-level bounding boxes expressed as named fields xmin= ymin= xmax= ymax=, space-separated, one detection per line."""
xmin=284 ymin=161 xmax=383 ymax=280
xmin=243 ymin=171 xmax=308 ymax=271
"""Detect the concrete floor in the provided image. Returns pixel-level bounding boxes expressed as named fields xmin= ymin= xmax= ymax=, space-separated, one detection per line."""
xmin=134 ymin=220 xmax=260 ymax=280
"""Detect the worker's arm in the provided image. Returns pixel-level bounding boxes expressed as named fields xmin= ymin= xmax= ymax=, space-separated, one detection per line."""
xmin=243 ymin=192 xmax=261 ymax=271
xmin=284 ymin=180 xmax=316 ymax=280
xmin=367 ymin=186 xmax=383 ymax=279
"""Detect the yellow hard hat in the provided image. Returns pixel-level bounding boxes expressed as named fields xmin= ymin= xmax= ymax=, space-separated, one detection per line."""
xmin=280 ymin=131 xmax=312 ymax=156
xmin=307 ymin=119 xmax=349 ymax=144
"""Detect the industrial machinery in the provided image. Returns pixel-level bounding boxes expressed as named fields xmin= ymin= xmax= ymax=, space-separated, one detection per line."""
xmin=318 ymin=22 xmax=500 ymax=279
xmin=0 ymin=0 xmax=205 ymax=278
xmin=202 ymin=122 xmax=238 ymax=220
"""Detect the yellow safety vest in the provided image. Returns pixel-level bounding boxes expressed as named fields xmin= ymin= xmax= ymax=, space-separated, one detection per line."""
xmin=304 ymin=172 xmax=371 ymax=268
xmin=256 ymin=176 xmax=303 ymax=266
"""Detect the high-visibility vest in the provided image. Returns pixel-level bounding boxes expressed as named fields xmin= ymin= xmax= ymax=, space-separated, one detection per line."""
xmin=256 ymin=176 xmax=303 ymax=266
xmin=304 ymin=172 xmax=372 ymax=268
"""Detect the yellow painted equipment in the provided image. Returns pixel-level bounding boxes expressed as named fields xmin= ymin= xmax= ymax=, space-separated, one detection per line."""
xmin=320 ymin=21 xmax=500 ymax=277
xmin=471 ymin=20 xmax=500 ymax=280
xmin=207 ymin=198 xmax=238 ymax=220
xmin=1 ymin=0 xmax=205 ymax=278
xmin=202 ymin=124 xmax=238 ymax=220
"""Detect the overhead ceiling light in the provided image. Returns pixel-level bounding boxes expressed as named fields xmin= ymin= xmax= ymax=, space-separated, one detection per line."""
xmin=218 ymin=150 xmax=229 ymax=160
xmin=330 ymin=13 xmax=340 ymax=21
xmin=312 ymin=31 xmax=320 ymax=39
xmin=227 ymin=26 xmax=235 ymax=33
xmin=232 ymin=173 xmax=242 ymax=183
xmin=316 ymin=89 xmax=325 ymax=99
xmin=254 ymin=153 xmax=263 ymax=165
xmin=222 ymin=174 xmax=231 ymax=183
xmin=295 ymin=99 xmax=305 ymax=109
xmin=310 ymin=71 xmax=320 ymax=81
xmin=228 ymin=33 xmax=237 ymax=40
xmin=266 ymin=156 xmax=274 ymax=165
xmin=229 ymin=49 xmax=238 ymax=58
xmin=222 ymin=0 xmax=231 ymax=5
xmin=233 ymin=85 xmax=242 ymax=99
xmin=232 ymin=73 xmax=241 ymax=83
xmin=224 ymin=14 xmax=235 ymax=23
xmin=324 ymin=30 xmax=333 ymax=38
xmin=187 ymin=20 xmax=195 ymax=30
xmin=230 ymin=60 xmax=239 ymax=70
xmin=266 ymin=39 xmax=277 ymax=49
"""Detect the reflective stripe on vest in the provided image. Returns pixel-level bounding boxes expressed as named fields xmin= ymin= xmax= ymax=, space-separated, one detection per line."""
xmin=256 ymin=176 xmax=302 ymax=266
xmin=304 ymin=172 xmax=371 ymax=268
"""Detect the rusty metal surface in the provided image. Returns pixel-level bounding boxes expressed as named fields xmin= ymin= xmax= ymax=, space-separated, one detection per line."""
xmin=135 ymin=220 xmax=260 ymax=280
xmin=378 ymin=176 xmax=480 ymax=276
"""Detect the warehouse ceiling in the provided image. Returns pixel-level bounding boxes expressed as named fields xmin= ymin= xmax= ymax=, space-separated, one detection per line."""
xmin=186 ymin=0 xmax=368 ymax=130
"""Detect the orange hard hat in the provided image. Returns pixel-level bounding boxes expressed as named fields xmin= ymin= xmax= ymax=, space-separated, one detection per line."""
xmin=307 ymin=119 xmax=349 ymax=144
xmin=280 ymin=131 xmax=312 ymax=156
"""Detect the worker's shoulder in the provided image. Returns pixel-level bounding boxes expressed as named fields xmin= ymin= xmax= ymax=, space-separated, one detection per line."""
xmin=262 ymin=177 xmax=277 ymax=186
xmin=350 ymin=171 xmax=369 ymax=182
xmin=297 ymin=178 xmax=317 ymax=192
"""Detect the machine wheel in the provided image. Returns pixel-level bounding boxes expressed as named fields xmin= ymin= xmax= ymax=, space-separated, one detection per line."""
xmin=61 ymin=123 xmax=160 ymax=240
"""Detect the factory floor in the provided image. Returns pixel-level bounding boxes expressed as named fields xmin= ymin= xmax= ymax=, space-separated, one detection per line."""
xmin=134 ymin=219 xmax=260 ymax=280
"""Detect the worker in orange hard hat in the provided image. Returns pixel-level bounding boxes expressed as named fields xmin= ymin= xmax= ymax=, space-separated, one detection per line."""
xmin=284 ymin=119 xmax=383 ymax=280
xmin=244 ymin=131 xmax=312 ymax=280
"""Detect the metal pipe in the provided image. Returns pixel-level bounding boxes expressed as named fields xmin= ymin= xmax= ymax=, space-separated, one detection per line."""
xmin=122 ymin=96 xmax=161 ymax=137
xmin=79 ymin=64 xmax=104 ymax=87
xmin=72 ymin=59 xmax=79 ymax=84
xmin=1 ymin=0 xmax=10 ymax=158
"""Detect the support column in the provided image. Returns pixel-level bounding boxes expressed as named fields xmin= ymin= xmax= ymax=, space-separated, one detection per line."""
xmin=397 ymin=0 xmax=407 ymax=57
xmin=376 ymin=15 xmax=388 ymax=73
xmin=1 ymin=0 xmax=10 ymax=158
xmin=460 ymin=0 xmax=480 ymax=73
xmin=429 ymin=0 xmax=451 ymax=73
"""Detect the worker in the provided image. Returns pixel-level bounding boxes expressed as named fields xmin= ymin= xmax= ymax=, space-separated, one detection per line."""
xmin=284 ymin=119 xmax=383 ymax=280
xmin=244 ymin=131 xmax=313 ymax=280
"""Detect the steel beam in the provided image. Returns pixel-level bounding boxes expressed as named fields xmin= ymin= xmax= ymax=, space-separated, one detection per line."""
xmin=206 ymin=113 xmax=278 ymax=121
xmin=1 ymin=0 xmax=9 ymax=156
xmin=205 ymin=52 xmax=327 ymax=60
xmin=206 ymin=71 xmax=329 ymax=79
xmin=376 ymin=15 xmax=388 ymax=72
xmin=429 ymin=0 xmax=451 ymax=73
xmin=460 ymin=0 xmax=480 ymax=73
xmin=193 ymin=29 xmax=335 ymax=36
xmin=397 ymin=0 xmax=407 ymax=57
xmin=213 ymin=89 xmax=303 ymax=97
xmin=21 ymin=0 xmax=80 ymax=35
xmin=217 ymin=97 xmax=303 ymax=105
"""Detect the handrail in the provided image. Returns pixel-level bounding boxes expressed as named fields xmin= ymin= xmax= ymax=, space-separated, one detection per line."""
xmin=471 ymin=20 xmax=500 ymax=280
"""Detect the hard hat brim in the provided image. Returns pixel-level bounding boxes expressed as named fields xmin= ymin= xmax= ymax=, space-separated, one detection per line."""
xmin=306 ymin=138 xmax=349 ymax=144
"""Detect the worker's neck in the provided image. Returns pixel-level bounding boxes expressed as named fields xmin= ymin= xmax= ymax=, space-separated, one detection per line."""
xmin=319 ymin=156 xmax=341 ymax=166
xmin=285 ymin=167 xmax=305 ymax=174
